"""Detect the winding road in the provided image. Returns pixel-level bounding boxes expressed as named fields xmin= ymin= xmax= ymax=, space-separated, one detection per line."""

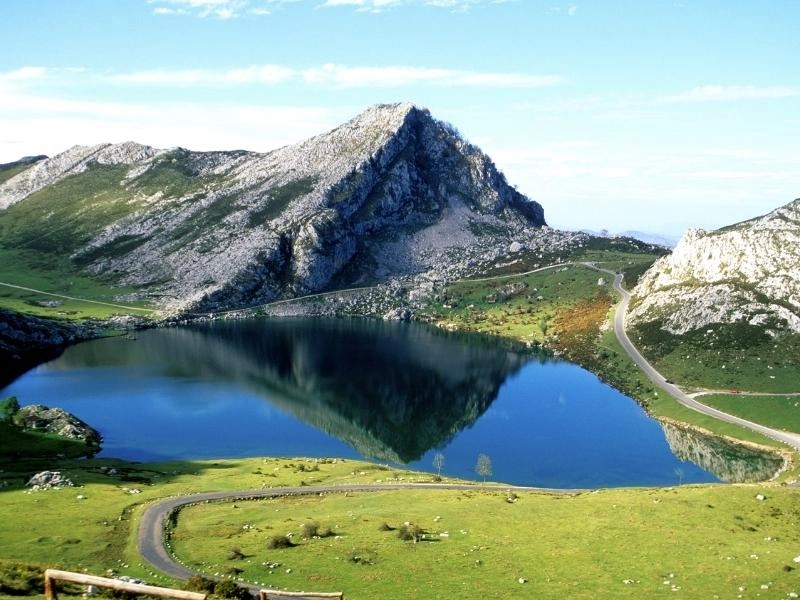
xmin=599 ymin=267 xmax=800 ymax=451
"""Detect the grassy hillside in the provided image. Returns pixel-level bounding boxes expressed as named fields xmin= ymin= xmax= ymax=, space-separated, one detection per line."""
xmin=630 ymin=320 xmax=800 ymax=394
xmin=0 ymin=164 xmax=159 ymax=319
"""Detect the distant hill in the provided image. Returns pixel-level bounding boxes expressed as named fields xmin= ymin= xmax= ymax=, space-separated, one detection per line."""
xmin=629 ymin=198 xmax=800 ymax=335
xmin=0 ymin=103 xmax=565 ymax=314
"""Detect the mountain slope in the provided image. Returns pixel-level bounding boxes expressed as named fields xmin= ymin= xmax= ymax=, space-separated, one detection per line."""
xmin=0 ymin=103 xmax=550 ymax=314
xmin=629 ymin=198 xmax=800 ymax=335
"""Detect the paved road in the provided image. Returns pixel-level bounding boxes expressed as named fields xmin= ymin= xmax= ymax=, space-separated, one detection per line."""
xmin=138 ymin=482 xmax=577 ymax=593
xmin=599 ymin=267 xmax=800 ymax=451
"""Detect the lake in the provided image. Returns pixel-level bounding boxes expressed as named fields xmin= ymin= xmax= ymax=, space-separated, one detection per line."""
xmin=1 ymin=317 xmax=780 ymax=487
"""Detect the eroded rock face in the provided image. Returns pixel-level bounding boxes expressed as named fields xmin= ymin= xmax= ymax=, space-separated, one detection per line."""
xmin=15 ymin=404 xmax=102 ymax=446
xmin=629 ymin=199 xmax=800 ymax=334
xmin=0 ymin=103 xmax=551 ymax=314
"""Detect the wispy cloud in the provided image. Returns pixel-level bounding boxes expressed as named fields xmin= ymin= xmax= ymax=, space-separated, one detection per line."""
xmin=147 ymin=0 xmax=510 ymax=17
xmin=0 ymin=63 xmax=562 ymax=91
xmin=110 ymin=65 xmax=295 ymax=86
xmin=301 ymin=64 xmax=562 ymax=87
xmin=661 ymin=85 xmax=799 ymax=103
xmin=0 ymin=66 xmax=49 ymax=83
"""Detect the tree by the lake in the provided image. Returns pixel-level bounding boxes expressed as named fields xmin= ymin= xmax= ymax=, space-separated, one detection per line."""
xmin=475 ymin=453 xmax=492 ymax=483
xmin=433 ymin=452 xmax=445 ymax=478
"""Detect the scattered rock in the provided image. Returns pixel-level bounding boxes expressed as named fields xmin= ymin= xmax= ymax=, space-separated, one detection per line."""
xmin=26 ymin=471 xmax=74 ymax=490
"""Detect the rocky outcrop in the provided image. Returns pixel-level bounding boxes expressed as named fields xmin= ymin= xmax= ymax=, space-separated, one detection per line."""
xmin=14 ymin=404 xmax=102 ymax=446
xmin=0 ymin=310 xmax=104 ymax=386
xmin=0 ymin=103 xmax=555 ymax=315
xmin=629 ymin=199 xmax=800 ymax=334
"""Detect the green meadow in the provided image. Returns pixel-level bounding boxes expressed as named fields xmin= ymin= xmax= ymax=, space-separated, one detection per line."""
xmin=1 ymin=457 xmax=799 ymax=599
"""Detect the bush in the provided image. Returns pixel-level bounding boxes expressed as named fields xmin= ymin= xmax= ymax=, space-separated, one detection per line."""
xmin=185 ymin=575 xmax=216 ymax=594
xmin=213 ymin=579 xmax=252 ymax=600
xmin=397 ymin=524 xmax=424 ymax=542
xmin=300 ymin=522 xmax=319 ymax=539
xmin=266 ymin=535 xmax=296 ymax=549
xmin=378 ymin=522 xmax=395 ymax=532
xmin=0 ymin=560 xmax=44 ymax=595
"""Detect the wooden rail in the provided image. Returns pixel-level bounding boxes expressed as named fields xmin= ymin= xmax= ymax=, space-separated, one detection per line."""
xmin=260 ymin=590 xmax=343 ymax=600
xmin=44 ymin=569 xmax=206 ymax=600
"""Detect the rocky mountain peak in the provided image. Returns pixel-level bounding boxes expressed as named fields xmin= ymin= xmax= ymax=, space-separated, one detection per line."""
xmin=0 ymin=103 xmax=555 ymax=314
xmin=629 ymin=198 xmax=800 ymax=334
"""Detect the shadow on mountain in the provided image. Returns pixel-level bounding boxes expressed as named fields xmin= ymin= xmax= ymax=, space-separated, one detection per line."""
xmin=660 ymin=420 xmax=785 ymax=482
xmin=52 ymin=318 xmax=535 ymax=463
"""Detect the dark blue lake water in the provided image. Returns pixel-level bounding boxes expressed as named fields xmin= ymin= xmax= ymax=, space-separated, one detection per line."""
xmin=1 ymin=317 xmax=771 ymax=487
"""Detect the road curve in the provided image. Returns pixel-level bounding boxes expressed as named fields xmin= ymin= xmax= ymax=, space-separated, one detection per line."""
xmin=602 ymin=268 xmax=800 ymax=451
xmin=138 ymin=482 xmax=579 ymax=587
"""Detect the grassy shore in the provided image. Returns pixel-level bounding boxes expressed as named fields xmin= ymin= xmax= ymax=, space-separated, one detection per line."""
xmin=0 ymin=456 xmax=799 ymax=599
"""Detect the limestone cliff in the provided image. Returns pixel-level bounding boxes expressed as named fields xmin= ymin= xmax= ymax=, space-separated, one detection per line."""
xmin=629 ymin=199 xmax=800 ymax=334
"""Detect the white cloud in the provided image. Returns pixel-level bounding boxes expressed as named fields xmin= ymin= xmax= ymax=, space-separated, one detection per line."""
xmin=110 ymin=65 xmax=295 ymax=86
xmin=0 ymin=66 xmax=48 ymax=83
xmin=0 ymin=63 xmax=561 ymax=92
xmin=661 ymin=85 xmax=799 ymax=103
xmin=149 ymin=0 xmax=251 ymax=18
xmin=302 ymin=64 xmax=562 ymax=88
xmin=0 ymin=90 xmax=346 ymax=161
xmin=567 ymin=4 xmax=577 ymax=16
xmin=147 ymin=0 xmax=517 ymax=16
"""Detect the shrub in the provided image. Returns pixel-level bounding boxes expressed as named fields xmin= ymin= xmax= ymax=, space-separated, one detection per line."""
xmin=300 ymin=522 xmax=319 ymax=539
xmin=397 ymin=524 xmax=424 ymax=542
xmin=0 ymin=560 xmax=44 ymax=595
xmin=349 ymin=548 xmax=377 ymax=565
xmin=213 ymin=579 xmax=252 ymax=600
xmin=266 ymin=535 xmax=296 ymax=549
xmin=185 ymin=575 xmax=216 ymax=594
xmin=378 ymin=522 xmax=395 ymax=532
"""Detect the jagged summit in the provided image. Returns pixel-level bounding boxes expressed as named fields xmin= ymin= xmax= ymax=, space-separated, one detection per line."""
xmin=0 ymin=103 xmax=553 ymax=313
xmin=629 ymin=198 xmax=800 ymax=334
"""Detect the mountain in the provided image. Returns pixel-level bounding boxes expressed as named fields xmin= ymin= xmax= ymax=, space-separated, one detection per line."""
xmin=0 ymin=103 xmax=551 ymax=314
xmin=628 ymin=198 xmax=800 ymax=334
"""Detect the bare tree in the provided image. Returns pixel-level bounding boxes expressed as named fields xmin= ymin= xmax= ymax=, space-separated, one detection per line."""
xmin=433 ymin=452 xmax=445 ymax=478
xmin=475 ymin=453 xmax=492 ymax=483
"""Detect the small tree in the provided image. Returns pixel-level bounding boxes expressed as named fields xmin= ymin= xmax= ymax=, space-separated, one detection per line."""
xmin=432 ymin=452 xmax=445 ymax=478
xmin=475 ymin=453 xmax=492 ymax=483
xmin=0 ymin=396 xmax=20 ymax=421
xmin=538 ymin=317 xmax=549 ymax=337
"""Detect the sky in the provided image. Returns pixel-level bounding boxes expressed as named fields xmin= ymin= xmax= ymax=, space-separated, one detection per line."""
xmin=1 ymin=0 xmax=799 ymax=237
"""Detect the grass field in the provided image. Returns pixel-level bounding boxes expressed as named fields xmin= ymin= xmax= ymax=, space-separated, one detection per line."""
xmin=1 ymin=457 xmax=799 ymax=600
xmin=169 ymin=484 xmax=800 ymax=599
xmin=0 ymin=248 xmax=155 ymax=320
xmin=699 ymin=394 xmax=800 ymax=435
xmin=631 ymin=321 xmax=800 ymax=394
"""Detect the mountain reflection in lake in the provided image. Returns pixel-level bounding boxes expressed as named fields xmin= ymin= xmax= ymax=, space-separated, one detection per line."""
xmin=2 ymin=317 xmax=776 ymax=487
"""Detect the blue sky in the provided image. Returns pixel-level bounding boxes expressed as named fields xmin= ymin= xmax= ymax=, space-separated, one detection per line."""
xmin=1 ymin=0 xmax=798 ymax=236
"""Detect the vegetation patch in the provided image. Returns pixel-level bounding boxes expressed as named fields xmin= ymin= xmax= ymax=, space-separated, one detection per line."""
xmin=700 ymin=394 xmax=800 ymax=434
xmin=631 ymin=321 xmax=800 ymax=393
xmin=169 ymin=484 xmax=800 ymax=599
xmin=248 ymin=176 xmax=319 ymax=225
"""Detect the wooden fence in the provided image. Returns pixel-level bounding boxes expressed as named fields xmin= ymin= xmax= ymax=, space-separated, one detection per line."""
xmin=44 ymin=569 xmax=206 ymax=600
